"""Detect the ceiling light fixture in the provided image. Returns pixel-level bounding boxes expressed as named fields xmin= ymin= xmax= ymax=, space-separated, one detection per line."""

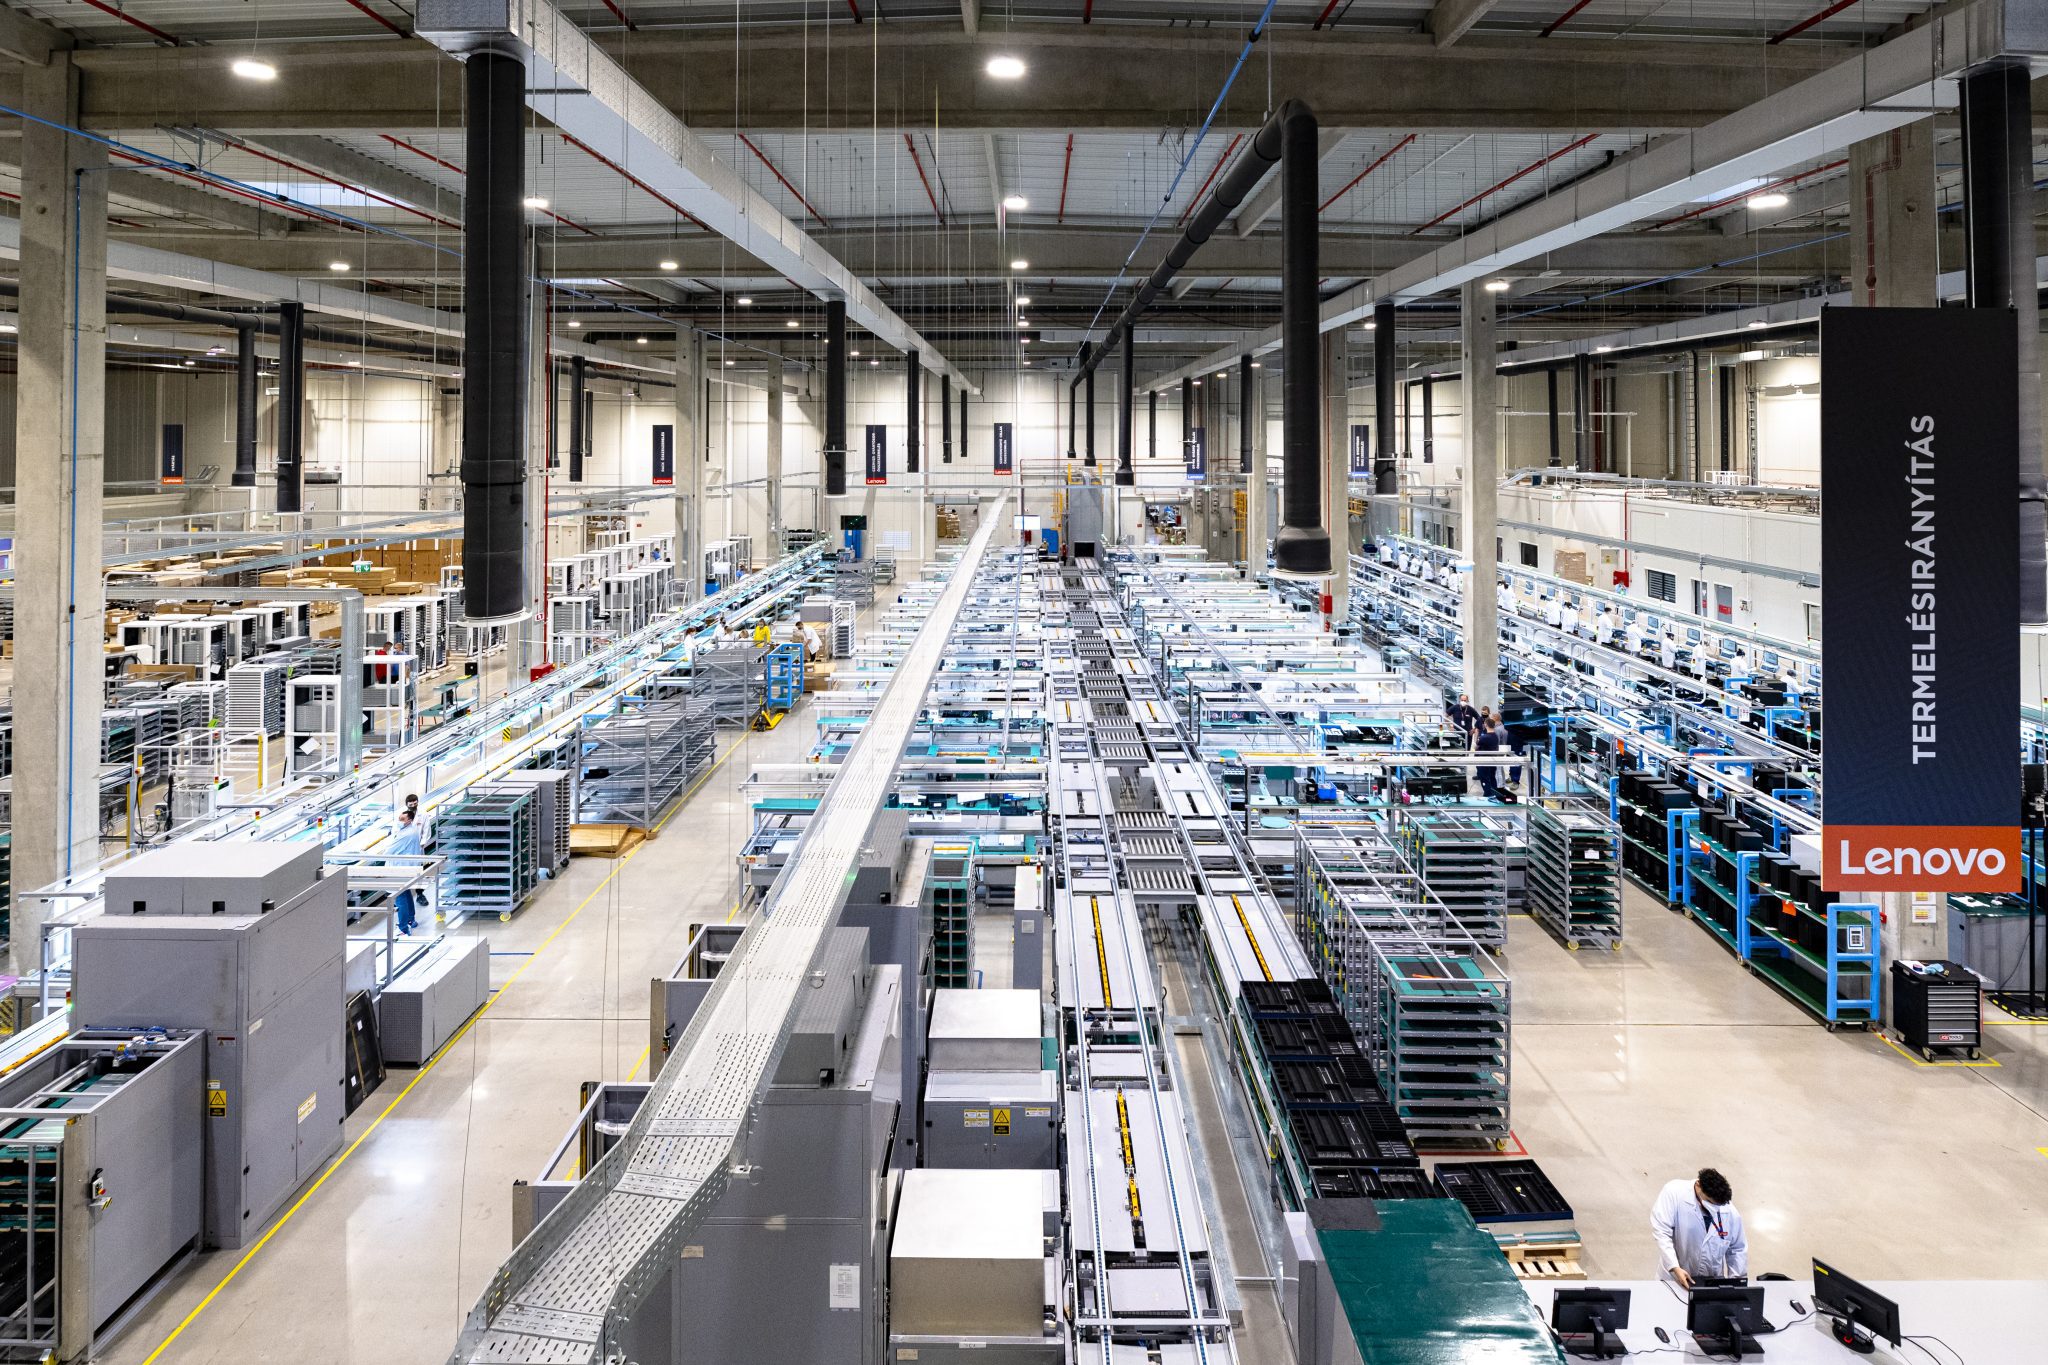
xmin=231 ymin=58 xmax=278 ymax=82
xmin=659 ymin=259 xmax=678 ymax=271
xmin=0 ymin=324 xmax=17 ymax=334
xmin=851 ymin=349 xmax=861 ymax=357
xmin=1010 ymin=259 xmax=1029 ymax=271
xmin=870 ymin=358 xmax=880 ymax=366
xmin=1251 ymin=362 xmax=1261 ymax=369
xmin=636 ymin=336 xmax=649 ymax=345
xmin=1748 ymin=191 xmax=1790 ymax=211
xmin=1363 ymin=320 xmax=1376 ymax=331
xmin=1594 ymin=345 xmax=1614 ymax=353
xmin=986 ymin=55 xmax=1027 ymax=80
xmin=522 ymin=196 xmax=549 ymax=210
xmin=567 ymin=319 xmax=581 ymax=329
xmin=1748 ymin=319 xmax=1769 ymax=330
xmin=725 ymin=359 xmax=736 ymax=367
xmin=736 ymin=296 xmax=754 ymax=306
xmin=1737 ymin=349 xmax=1767 ymax=362
xmin=1001 ymin=194 xmax=1028 ymax=212
xmin=1016 ymin=296 xmax=1032 ymax=307
xmin=328 ymin=261 xmax=350 ymax=272
xmin=786 ymin=319 xmax=800 ymax=328
xmin=1484 ymin=278 xmax=1511 ymax=293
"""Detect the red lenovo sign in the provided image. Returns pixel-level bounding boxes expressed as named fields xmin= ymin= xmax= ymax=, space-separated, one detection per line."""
xmin=1825 ymin=826 xmax=2019 ymax=893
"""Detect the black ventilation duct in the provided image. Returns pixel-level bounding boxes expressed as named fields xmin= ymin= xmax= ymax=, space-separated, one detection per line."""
xmin=824 ymin=298 xmax=847 ymax=496
xmin=568 ymin=354 xmax=588 ymax=483
xmin=233 ymin=324 xmax=258 ymax=487
xmin=941 ymin=372 xmax=952 ymax=463
xmin=460 ymin=48 xmax=529 ymax=623
xmin=1238 ymin=353 xmax=1253 ymax=475
xmin=1148 ymin=388 xmax=1157 ymax=461
xmin=906 ymin=354 xmax=921 ymax=474
xmin=1116 ymin=328 xmax=1135 ymax=486
xmin=1084 ymin=367 xmax=1096 ymax=467
xmin=1067 ymin=374 xmax=1077 ymax=460
xmin=1272 ymin=104 xmax=1329 ymax=578
xmin=959 ymin=382 xmax=969 ymax=464
xmin=275 ymin=300 xmax=305 ymax=514
xmin=1181 ymin=376 xmax=1193 ymax=468
xmin=1374 ymin=300 xmax=1398 ymax=494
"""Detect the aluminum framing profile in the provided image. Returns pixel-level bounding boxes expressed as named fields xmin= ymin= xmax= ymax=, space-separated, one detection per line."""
xmin=448 ymin=496 xmax=1008 ymax=1364
xmin=1151 ymin=0 xmax=2048 ymax=390
xmin=416 ymin=0 xmax=975 ymax=394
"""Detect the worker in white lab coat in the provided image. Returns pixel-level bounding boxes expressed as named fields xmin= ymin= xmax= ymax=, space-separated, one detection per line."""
xmin=1650 ymin=1168 xmax=1748 ymax=1288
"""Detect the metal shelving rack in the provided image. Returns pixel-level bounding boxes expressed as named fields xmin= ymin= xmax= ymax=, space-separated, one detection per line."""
xmin=926 ymin=846 xmax=974 ymax=988
xmin=440 ymin=785 xmax=540 ymax=920
xmin=695 ymin=644 xmax=764 ymax=727
xmin=1395 ymin=808 xmax=1509 ymax=949
xmin=577 ymin=703 xmax=696 ymax=829
xmin=1526 ymin=803 xmax=1623 ymax=950
xmin=487 ymin=769 xmax=574 ymax=876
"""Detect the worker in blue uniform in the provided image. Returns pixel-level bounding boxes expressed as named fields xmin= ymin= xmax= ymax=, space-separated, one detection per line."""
xmin=389 ymin=808 xmax=424 ymax=935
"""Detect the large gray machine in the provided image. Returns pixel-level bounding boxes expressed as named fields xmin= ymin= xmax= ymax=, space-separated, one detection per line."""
xmin=0 ymin=1031 xmax=205 ymax=1363
xmin=71 ymin=841 xmax=347 ymax=1250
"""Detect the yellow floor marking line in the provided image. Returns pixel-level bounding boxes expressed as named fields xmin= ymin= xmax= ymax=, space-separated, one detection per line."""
xmin=139 ymin=729 xmax=756 ymax=1363
xmin=624 ymin=1044 xmax=652 ymax=1083
xmin=1876 ymin=1031 xmax=2000 ymax=1069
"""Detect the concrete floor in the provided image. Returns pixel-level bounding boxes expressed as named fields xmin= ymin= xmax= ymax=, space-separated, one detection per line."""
xmin=101 ymin=736 xmax=2048 ymax=1363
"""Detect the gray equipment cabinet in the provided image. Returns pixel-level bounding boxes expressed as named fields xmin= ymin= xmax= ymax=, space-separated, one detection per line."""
xmin=0 ymin=1031 xmax=205 ymax=1363
xmin=71 ymin=841 xmax=347 ymax=1250
xmin=922 ymin=1070 xmax=1060 ymax=1169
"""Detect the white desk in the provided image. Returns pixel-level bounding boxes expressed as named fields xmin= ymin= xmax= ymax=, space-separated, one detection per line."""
xmin=1519 ymin=1278 xmax=2044 ymax=1363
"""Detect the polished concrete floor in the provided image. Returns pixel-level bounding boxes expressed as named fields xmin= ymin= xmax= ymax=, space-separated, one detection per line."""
xmin=102 ymin=736 xmax=2048 ymax=1362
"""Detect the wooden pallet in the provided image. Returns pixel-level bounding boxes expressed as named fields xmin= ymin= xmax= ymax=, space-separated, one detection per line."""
xmin=569 ymin=823 xmax=649 ymax=858
xmin=1504 ymin=1241 xmax=1586 ymax=1281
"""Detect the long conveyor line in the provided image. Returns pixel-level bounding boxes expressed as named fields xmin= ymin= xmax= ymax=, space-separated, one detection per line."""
xmin=447 ymin=499 xmax=1009 ymax=1364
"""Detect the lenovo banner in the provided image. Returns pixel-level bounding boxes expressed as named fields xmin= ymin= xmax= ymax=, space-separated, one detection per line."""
xmin=865 ymin=424 xmax=888 ymax=485
xmin=993 ymin=422 xmax=1014 ymax=476
xmin=651 ymin=423 xmax=674 ymax=487
xmin=1350 ymin=424 xmax=1371 ymax=478
xmin=1187 ymin=427 xmax=1206 ymax=481
xmin=160 ymin=423 xmax=185 ymax=486
xmin=1821 ymin=307 xmax=2019 ymax=891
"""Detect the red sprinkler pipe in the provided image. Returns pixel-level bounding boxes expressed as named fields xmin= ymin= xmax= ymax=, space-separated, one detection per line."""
xmin=1410 ymin=133 xmax=1595 ymax=235
xmin=1319 ymin=133 xmax=1415 ymax=214
xmin=739 ymin=134 xmax=830 ymax=226
xmin=340 ymin=0 xmax=406 ymax=37
xmin=904 ymin=134 xmax=945 ymax=225
xmin=1056 ymin=134 xmax=1075 ymax=223
xmin=1540 ymin=0 xmax=1596 ymax=38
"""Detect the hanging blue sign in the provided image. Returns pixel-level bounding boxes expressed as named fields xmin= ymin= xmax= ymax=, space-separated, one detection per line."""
xmin=651 ymin=423 xmax=675 ymax=486
xmin=993 ymin=422 xmax=1014 ymax=476
xmin=865 ymin=424 xmax=888 ymax=485
xmin=1187 ymin=427 xmax=1206 ymax=481
xmin=160 ymin=423 xmax=185 ymax=486
xmin=1350 ymin=423 xmax=1372 ymax=478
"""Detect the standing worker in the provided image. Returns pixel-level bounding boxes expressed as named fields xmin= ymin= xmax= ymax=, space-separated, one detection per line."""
xmin=389 ymin=808 xmax=425 ymax=937
xmin=1446 ymin=692 xmax=1480 ymax=746
xmin=1474 ymin=716 xmax=1506 ymax=800
xmin=1650 ymin=1168 xmax=1748 ymax=1289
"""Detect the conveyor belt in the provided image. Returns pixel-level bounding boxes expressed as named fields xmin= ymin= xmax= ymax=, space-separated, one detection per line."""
xmin=448 ymin=500 xmax=1008 ymax=1365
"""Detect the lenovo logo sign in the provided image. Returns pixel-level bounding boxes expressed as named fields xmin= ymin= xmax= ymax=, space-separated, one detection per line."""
xmin=1824 ymin=825 xmax=2020 ymax=892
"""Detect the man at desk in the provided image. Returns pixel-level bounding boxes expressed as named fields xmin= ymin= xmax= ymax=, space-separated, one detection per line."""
xmin=1651 ymin=1167 xmax=1748 ymax=1289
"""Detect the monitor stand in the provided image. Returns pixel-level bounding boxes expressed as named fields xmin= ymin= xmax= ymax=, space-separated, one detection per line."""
xmin=1565 ymin=1315 xmax=1623 ymax=1360
xmin=1829 ymin=1316 xmax=1877 ymax=1355
xmin=1699 ymin=1325 xmax=1764 ymax=1359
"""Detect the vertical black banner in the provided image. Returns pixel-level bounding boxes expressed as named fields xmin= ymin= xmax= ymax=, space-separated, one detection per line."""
xmin=1187 ymin=427 xmax=1206 ymax=481
xmin=651 ymin=423 xmax=675 ymax=486
xmin=865 ymin=424 xmax=888 ymax=485
xmin=160 ymin=423 xmax=185 ymax=486
xmin=1821 ymin=306 xmax=2019 ymax=891
xmin=1350 ymin=423 xmax=1371 ymax=478
xmin=993 ymin=422 xmax=1014 ymax=476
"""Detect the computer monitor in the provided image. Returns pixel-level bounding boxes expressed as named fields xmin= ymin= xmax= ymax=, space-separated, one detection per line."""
xmin=1551 ymin=1288 xmax=1630 ymax=1360
xmin=1812 ymin=1259 xmax=1901 ymax=1354
xmin=1687 ymin=1285 xmax=1767 ymax=1358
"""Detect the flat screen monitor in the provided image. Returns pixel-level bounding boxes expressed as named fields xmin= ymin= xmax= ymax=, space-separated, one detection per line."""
xmin=1812 ymin=1259 xmax=1901 ymax=1351
xmin=1551 ymin=1288 xmax=1629 ymax=1359
xmin=1686 ymin=1285 xmax=1767 ymax=1357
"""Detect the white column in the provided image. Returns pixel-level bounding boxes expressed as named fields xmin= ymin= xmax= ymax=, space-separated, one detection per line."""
xmin=677 ymin=327 xmax=704 ymax=601
xmin=511 ymin=288 xmax=549 ymax=681
xmin=765 ymin=378 xmax=785 ymax=551
xmin=1460 ymin=281 xmax=1500 ymax=708
xmin=13 ymin=52 xmax=107 ymax=951
xmin=1322 ymin=330 xmax=1351 ymax=623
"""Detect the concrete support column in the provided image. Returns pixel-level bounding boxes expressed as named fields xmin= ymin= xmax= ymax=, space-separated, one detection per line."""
xmin=677 ymin=328 xmax=704 ymax=602
xmin=13 ymin=53 xmax=107 ymax=939
xmin=1322 ymin=330 xmax=1351 ymax=622
xmin=1460 ymin=281 xmax=1500 ymax=709
xmin=1246 ymin=369 xmax=1268 ymax=576
xmin=1849 ymin=122 xmax=1937 ymax=309
xmin=765 ymin=379 xmax=785 ymax=550
xmin=510 ymin=288 xmax=549 ymax=681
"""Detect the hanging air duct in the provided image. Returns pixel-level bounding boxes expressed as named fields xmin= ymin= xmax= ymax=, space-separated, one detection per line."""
xmin=907 ymin=355 xmax=921 ymax=474
xmin=275 ymin=300 xmax=306 ymax=514
xmin=459 ymin=48 xmax=529 ymax=623
xmin=1272 ymin=105 xmax=1329 ymax=579
xmin=941 ymin=372 xmax=953 ymax=463
xmin=1116 ymin=329 xmax=1135 ymax=486
xmin=233 ymin=326 xmax=258 ymax=487
xmin=568 ymin=354 xmax=588 ymax=483
xmin=1238 ymin=353 xmax=1253 ymax=475
xmin=1373 ymin=300 xmax=1397 ymax=495
xmin=1085 ymin=367 xmax=1096 ymax=467
xmin=824 ymin=298 xmax=848 ymax=496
